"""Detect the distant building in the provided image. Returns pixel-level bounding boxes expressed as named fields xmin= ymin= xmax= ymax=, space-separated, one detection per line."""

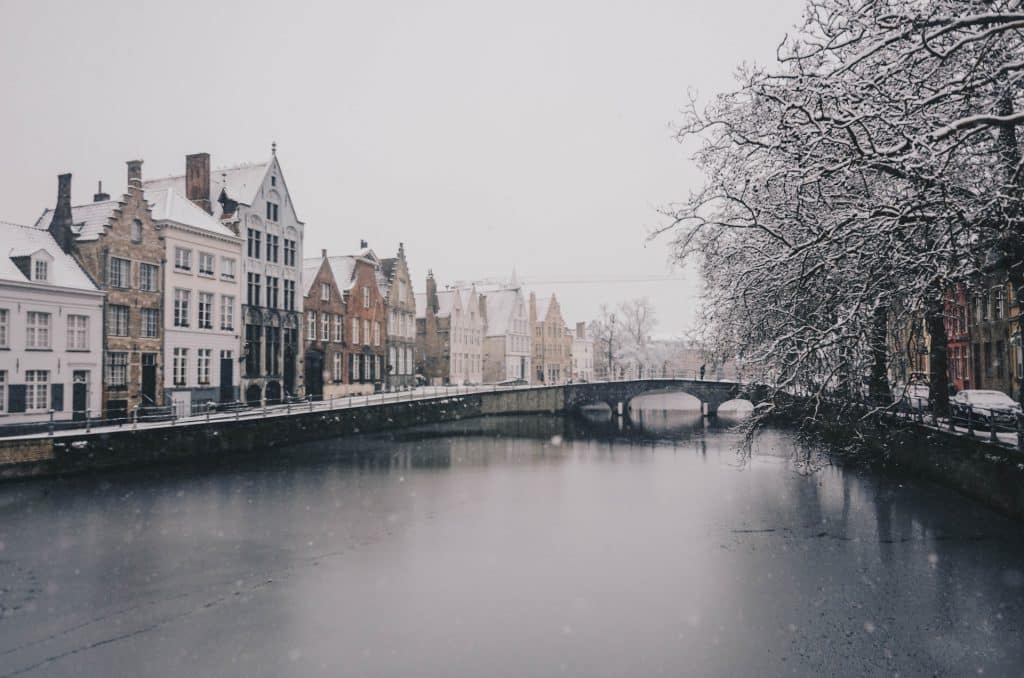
xmin=145 ymin=148 xmax=304 ymax=405
xmin=529 ymin=292 xmax=570 ymax=384
xmin=37 ymin=163 xmax=166 ymax=419
xmin=379 ymin=244 xmax=416 ymax=390
xmin=147 ymin=177 xmax=244 ymax=415
xmin=302 ymin=251 xmax=350 ymax=399
xmin=481 ymin=280 xmax=531 ymax=383
xmin=570 ymin=322 xmax=594 ymax=382
xmin=416 ymin=273 xmax=484 ymax=385
xmin=967 ymin=278 xmax=1016 ymax=398
xmin=944 ymin=283 xmax=972 ymax=392
xmin=0 ymin=218 xmax=104 ymax=426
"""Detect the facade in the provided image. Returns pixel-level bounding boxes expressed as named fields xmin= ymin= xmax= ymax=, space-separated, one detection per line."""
xmin=450 ymin=286 xmax=485 ymax=385
xmin=415 ymin=272 xmax=448 ymax=384
xmin=967 ymin=278 xmax=1016 ymax=398
xmin=570 ymin=322 xmax=594 ymax=382
xmin=148 ymin=184 xmax=244 ymax=415
xmin=38 ymin=164 xmax=166 ymax=419
xmin=380 ymin=244 xmax=416 ymax=390
xmin=341 ymin=248 xmax=387 ymax=393
xmin=889 ymin=307 xmax=931 ymax=388
xmin=145 ymin=149 xmax=304 ymax=405
xmin=944 ymin=283 xmax=972 ymax=392
xmin=302 ymin=252 xmax=350 ymax=399
xmin=0 ymin=219 xmax=104 ymax=426
xmin=529 ymin=292 xmax=571 ymax=384
xmin=481 ymin=285 xmax=531 ymax=383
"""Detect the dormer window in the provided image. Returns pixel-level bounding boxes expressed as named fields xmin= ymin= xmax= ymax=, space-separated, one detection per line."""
xmin=33 ymin=259 xmax=48 ymax=281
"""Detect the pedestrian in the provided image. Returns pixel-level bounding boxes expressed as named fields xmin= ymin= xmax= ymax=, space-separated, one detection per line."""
xmin=699 ymin=364 xmax=706 ymax=381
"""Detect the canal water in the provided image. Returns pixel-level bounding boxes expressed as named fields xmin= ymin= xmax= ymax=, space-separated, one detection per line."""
xmin=0 ymin=405 xmax=1022 ymax=676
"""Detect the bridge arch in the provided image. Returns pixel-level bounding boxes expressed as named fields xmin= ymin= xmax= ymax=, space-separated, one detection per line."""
xmin=565 ymin=379 xmax=761 ymax=417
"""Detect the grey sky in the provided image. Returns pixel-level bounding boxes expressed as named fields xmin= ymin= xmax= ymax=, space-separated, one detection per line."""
xmin=1 ymin=0 xmax=804 ymax=336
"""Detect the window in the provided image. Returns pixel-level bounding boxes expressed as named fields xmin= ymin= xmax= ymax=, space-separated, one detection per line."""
xmin=109 ymin=257 xmax=131 ymax=288
xmin=363 ymin=319 xmax=370 ymax=345
xmin=334 ymin=315 xmax=343 ymax=342
xmin=271 ymin=175 xmax=277 ymax=187
xmin=352 ymin=318 xmax=359 ymax=344
xmin=173 ymin=348 xmax=188 ymax=386
xmin=221 ymin=296 xmax=235 ymax=331
xmin=389 ymin=347 xmax=396 ymax=375
xmin=221 ymin=257 xmax=236 ymax=280
xmin=198 ymin=292 xmax=213 ymax=329
xmin=140 ymin=263 xmax=158 ymax=292
xmin=175 ymin=247 xmax=192 ymax=272
xmin=333 ymin=352 xmax=343 ymax=381
xmin=0 ymin=371 xmax=4 ymax=411
xmin=199 ymin=252 xmax=215 ymax=276
xmin=131 ymin=219 xmax=143 ymax=243
xmin=993 ymin=290 xmax=1004 ymax=320
xmin=406 ymin=347 xmax=413 ymax=375
xmin=363 ymin=287 xmax=370 ymax=308
xmin=321 ymin=282 xmax=330 ymax=301
xmin=284 ymin=239 xmax=296 ymax=267
xmin=374 ymin=321 xmax=381 ymax=346
xmin=267 ymin=235 xmax=279 ymax=263
xmin=284 ymin=280 xmax=295 ymax=310
xmin=321 ymin=313 xmax=330 ymax=341
xmin=267 ymin=277 xmax=279 ymax=309
xmin=245 ymin=325 xmax=261 ymax=378
xmin=266 ymin=202 xmax=279 ymax=222
xmin=198 ymin=348 xmax=211 ymax=385
xmin=34 ymin=259 xmax=48 ymax=281
xmin=106 ymin=352 xmax=128 ymax=387
xmin=174 ymin=289 xmax=191 ymax=327
xmin=307 ymin=312 xmax=317 ymax=340
xmin=0 ymin=309 xmax=7 ymax=347
xmin=141 ymin=308 xmax=159 ymax=338
xmin=26 ymin=311 xmax=51 ymax=348
xmin=265 ymin=327 xmax=280 ymax=374
xmin=26 ymin=370 xmax=49 ymax=411
xmin=247 ymin=273 xmax=261 ymax=307
xmin=351 ymin=353 xmax=361 ymax=381
xmin=247 ymin=229 xmax=262 ymax=259
xmin=67 ymin=314 xmax=89 ymax=350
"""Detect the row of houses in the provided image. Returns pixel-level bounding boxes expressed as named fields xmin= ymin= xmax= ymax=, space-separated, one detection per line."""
xmin=0 ymin=148 xmax=595 ymax=427
xmin=890 ymin=279 xmax=1023 ymax=399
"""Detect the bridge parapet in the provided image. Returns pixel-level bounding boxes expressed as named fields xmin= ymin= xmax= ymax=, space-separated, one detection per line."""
xmin=564 ymin=379 xmax=762 ymax=416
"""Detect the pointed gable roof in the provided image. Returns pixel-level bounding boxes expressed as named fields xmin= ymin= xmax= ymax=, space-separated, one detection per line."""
xmin=34 ymin=199 xmax=121 ymax=242
xmin=0 ymin=220 xmax=98 ymax=291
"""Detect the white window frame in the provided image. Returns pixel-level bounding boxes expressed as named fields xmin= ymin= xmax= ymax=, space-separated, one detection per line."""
xmin=334 ymin=315 xmax=343 ymax=342
xmin=34 ymin=259 xmax=48 ymax=281
xmin=106 ymin=352 xmax=128 ymax=387
xmin=321 ymin=282 xmax=330 ymax=301
xmin=198 ymin=292 xmax=213 ymax=329
xmin=174 ymin=247 xmax=192 ymax=272
xmin=25 ymin=370 xmax=49 ymax=411
xmin=140 ymin=263 xmax=158 ymax=292
xmin=109 ymin=257 xmax=131 ymax=288
xmin=0 ymin=309 xmax=8 ymax=348
xmin=67 ymin=314 xmax=89 ymax=350
xmin=221 ymin=257 xmax=236 ymax=280
xmin=197 ymin=348 xmax=211 ymax=385
xmin=221 ymin=296 xmax=235 ymax=331
xmin=26 ymin=311 xmax=51 ymax=349
xmin=321 ymin=313 xmax=330 ymax=341
xmin=198 ymin=252 xmax=215 ymax=277
xmin=141 ymin=308 xmax=159 ymax=338
xmin=362 ymin=287 xmax=370 ymax=308
xmin=174 ymin=289 xmax=191 ymax=327
xmin=173 ymin=347 xmax=188 ymax=386
xmin=352 ymin=317 xmax=359 ymax=344
xmin=307 ymin=312 xmax=317 ymax=340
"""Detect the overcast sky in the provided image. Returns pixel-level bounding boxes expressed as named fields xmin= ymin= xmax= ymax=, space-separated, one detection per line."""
xmin=1 ymin=0 xmax=804 ymax=336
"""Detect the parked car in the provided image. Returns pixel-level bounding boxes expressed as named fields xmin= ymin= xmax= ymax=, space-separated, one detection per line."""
xmin=896 ymin=383 xmax=930 ymax=411
xmin=950 ymin=390 xmax=1022 ymax=426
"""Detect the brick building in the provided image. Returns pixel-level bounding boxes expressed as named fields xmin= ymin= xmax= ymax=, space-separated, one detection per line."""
xmin=37 ymin=163 xmax=166 ymax=419
xmin=944 ymin=283 xmax=972 ymax=392
xmin=529 ymin=292 xmax=571 ymax=384
xmin=302 ymin=251 xmax=349 ymax=399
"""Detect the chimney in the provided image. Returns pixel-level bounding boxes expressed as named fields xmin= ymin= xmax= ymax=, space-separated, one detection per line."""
xmin=426 ymin=271 xmax=439 ymax=313
xmin=185 ymin=153 xmax=211 ymax=214
xmin=360 ymin=239 xmax=368 ymax=249
xmin=576 ymin=321 xmax=586 ymax=338
xmin=321 ymin=248 xmax=327 ymax=259
xmin=93 ymin=180 xmax=110 ymax=202
xmin=126 ymin=159 xmax=143 ymax=188
xmin=48 ymin=173 xmax=75 ymax=253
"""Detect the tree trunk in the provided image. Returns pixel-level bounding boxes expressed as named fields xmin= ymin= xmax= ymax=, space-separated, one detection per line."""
xmin=868 ymin=303 xmax=890 ymax=405
xmin=926 ymin=289 xmax=950 ymax=418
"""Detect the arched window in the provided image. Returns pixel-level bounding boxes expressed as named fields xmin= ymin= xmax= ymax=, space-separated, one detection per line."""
xmin=131 ymin=219 xmax=143 ymax=243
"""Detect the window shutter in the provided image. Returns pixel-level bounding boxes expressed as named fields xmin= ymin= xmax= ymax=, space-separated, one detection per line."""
xmin=8 ymin=385 xmax=26 ymax=413
xmin=51 ymin=384 xmax=64 ymax=411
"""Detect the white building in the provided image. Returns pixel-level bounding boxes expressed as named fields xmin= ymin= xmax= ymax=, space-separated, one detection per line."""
xmin=481 ymin=284 xmax=531 ymax=383
xmin=449 ymin=286 xmax=485 ymax=385
xmin=146 ymin=148 xmax=304 ymax=405
xmin=571 ymin=322 xmax=594 ymax=382
xmin=147 ymin=187 xmax=244 ymax=415
xmin=0 ymin=220 xmax=104 ymax=427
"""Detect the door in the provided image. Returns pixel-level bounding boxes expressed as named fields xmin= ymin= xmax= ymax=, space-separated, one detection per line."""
xmin=72 ymin=370 xmax=88 ymax=421
xmin=141 ymin=353 xmax=157 ymax=406
xmin=220 ymin=357 xmax=234 ymax=402
xmin=304 ymin=350 xmax=324 ymax=400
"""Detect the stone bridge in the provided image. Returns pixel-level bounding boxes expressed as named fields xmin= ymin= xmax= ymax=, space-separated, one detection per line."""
xmin=564 ymin=378 xmax=764 ymax=416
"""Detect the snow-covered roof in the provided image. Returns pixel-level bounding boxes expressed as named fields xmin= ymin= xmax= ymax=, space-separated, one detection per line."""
xmin=483 ymin=288 xmax=522 ymax=336
xmin=146 ymin=187 xmax=237 ymax=238
xmin=144 ymin=161 xmax=269 ymax=221
xmin=436 ymin=290 xmax=458 ymax=317
xmin=34 ymin=200 xmax=120 ymax=242
xmin=0 ymin=220 xmax=99 ymax=291
xmin=301 ymin=260 xmax=323 ymax=298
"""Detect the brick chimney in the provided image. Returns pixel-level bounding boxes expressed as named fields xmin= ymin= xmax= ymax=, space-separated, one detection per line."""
xmin=93 ymin=180 xmax=110 ymax=202
xmin=127 ymin=159 xmax=143 ymax=188
xmin=321 ymin=248 xmax=327 ymax=259
xmin=48 ymin=173 xmax=75 ymax=253
xmin=426 ymin=270 xmax=438 ymax=313
xmin=185 ymin=153 xmax=211 ymax=214
xmin=360 ymin=239 xmax=368 ymax=249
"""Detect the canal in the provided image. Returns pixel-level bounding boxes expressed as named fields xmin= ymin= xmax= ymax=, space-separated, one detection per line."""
xmin=0 ymin=408 xmax=1022 ymax=676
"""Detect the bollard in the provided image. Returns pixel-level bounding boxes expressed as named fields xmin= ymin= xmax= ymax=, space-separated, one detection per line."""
xmin=48 ymin=410 xmax=54 ymax=436
xmin=309 ymin=397 xmax=313 ymax=413
xmin=330 ymin=394 xmax=335 ymax=410
xmin=287 ymin=400 xmax=291 ymax=415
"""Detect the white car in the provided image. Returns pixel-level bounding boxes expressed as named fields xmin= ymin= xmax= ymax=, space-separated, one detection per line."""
xmin=951 ymin=390 xmax=1022 ymax=426
xmin=896 ymin=383 xmax=930 ymax=411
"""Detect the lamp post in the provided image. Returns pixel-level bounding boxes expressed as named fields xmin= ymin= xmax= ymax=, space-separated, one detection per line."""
xmin=608 ymin=313 xmax=616 ymax=380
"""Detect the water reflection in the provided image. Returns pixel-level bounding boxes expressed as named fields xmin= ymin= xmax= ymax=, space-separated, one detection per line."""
xmin=0 ymin=419 xmax=1022 ymax=677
